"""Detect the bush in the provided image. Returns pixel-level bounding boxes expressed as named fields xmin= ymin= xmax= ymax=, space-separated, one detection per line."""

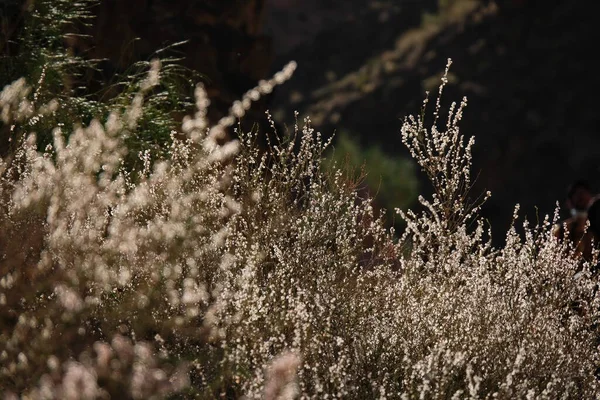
xmin=1 ymin=22 xmax=598 ymax=398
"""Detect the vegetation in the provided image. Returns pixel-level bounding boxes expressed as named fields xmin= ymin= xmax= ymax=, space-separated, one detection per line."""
xmin=324 ymin=131 xmax=418 ymax=229
xmin=1 ymin=1 xmax=599 ymax=399
xmin=0 ymin=0 xmax=199 ymax=167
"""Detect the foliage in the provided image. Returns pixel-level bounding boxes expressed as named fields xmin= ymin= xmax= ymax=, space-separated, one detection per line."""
xmin=0 ymin=0 xmax=199 ymax=169
xmin=325 ymin=131 xmax=419 ymax=229
xmin=1 ymin=51 xmax=599 ymax=399
xmin=1 ymin=3 xmax=599 ymax=396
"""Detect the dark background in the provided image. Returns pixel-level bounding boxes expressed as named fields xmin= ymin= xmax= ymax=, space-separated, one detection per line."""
xmin=4 ymin=0 xmax=600 ymax=241
xmin=264 ymin=0 xmax=600 ymax=239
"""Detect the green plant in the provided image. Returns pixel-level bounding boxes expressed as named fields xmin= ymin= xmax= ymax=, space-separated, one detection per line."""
xmin=325 ymin=131 xmax=418 ymax=228
xmin=0 ymin=0 xmax=199 ymax=171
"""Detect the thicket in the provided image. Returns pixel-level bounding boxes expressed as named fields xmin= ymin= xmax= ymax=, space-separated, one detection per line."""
xmin=1 ymin=1 xmax=599 ymax=399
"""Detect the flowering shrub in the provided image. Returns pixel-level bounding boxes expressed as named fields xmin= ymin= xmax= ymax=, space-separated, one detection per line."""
xmin=1 ymin=57 xmax=599 ymax=399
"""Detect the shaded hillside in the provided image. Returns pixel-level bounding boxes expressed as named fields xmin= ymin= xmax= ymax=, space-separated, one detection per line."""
xmin=266 ymin=0 xmax=600 ymax=239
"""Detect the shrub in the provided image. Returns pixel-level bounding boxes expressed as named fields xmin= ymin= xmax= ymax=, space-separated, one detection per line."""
xmin=1 ymin=53 xmax=599 ymax=399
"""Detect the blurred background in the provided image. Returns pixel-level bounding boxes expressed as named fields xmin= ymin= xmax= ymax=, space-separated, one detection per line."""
xmin=2 ymin=0 xmax=599 ymax=241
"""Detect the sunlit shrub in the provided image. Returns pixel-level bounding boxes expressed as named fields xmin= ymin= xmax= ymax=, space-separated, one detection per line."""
xmin=1 ymin=57 xmax=598 ymax=399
